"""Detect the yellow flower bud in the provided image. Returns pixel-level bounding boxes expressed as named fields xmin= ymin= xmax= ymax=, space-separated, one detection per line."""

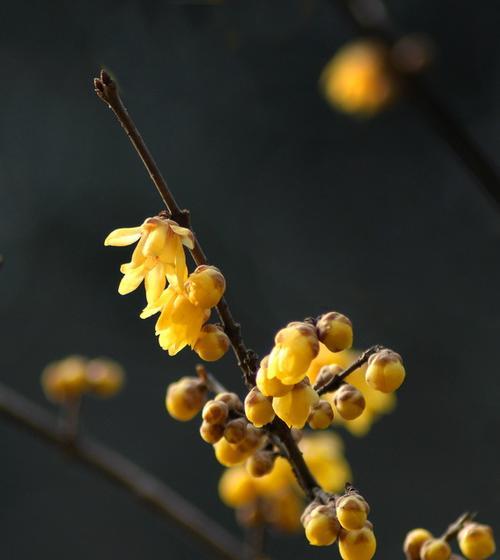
xmin=334 ymin=383 xmax=366 ymax=420
xmin=420 ymin=538 xmax=452 ymax=560
xmin=199 ymin=420 xmax=224 ymax=443
xmin=218 ymin=466 xmax=257 ymax=507
xmin=339 ymin=526 xmax=377 ymax=560
xmin=314 ymin=364 xmax=343 ymax=388
xmin=246 ymin=450 xmax=276 ymax=477
xmin=403 ymin=528 xmax=433 ymax=560
xmin=224 ymin=418 xmax=248 ymax=444
xmin=235 ymin=424 xmax=263 ymax=454
xmin=215 ymin=391 xmax=244 ymax=412
xmin=316 ymin=312 xmax=353 ymax=353
xmin=202 ymin=399 xmax=229 ymax=425
xmin=165 ymin=377 xmax=207 ymax=421
xmin=272 ymin=381 xmax=319 ymax=429
xmin=458 ymin=523 xmax=496 ymax=560
xmin=245 ymin=388 xmax=275 ymax=428
xmin=304 ymin=505 xmax=341 ymax=546
xmin=336 ymin=494 xmax=369 ymax=531
xmin=41 ymin=356 xmax=89 ymax=403
xmin=193 ymin=324 xmax=230 ymax=361
xmin=185 ymin=265 xmax=226 ymax=309
xmin=267 ymin=322 xmax=319 ymax=385
xmin=256 ymin=357 xmax=291 ymax=397
xmin=365 ymin=349 xmax=406 ymax=393
xmin=85 ymin=359 xmax=124 ymax=398
xmin=213 ymin=437 xmax=251 ymax=467
xmin=308 ymin=400 xmax=334 ymax=429
xmin=320 ymin=40 xmax=395 ymax=116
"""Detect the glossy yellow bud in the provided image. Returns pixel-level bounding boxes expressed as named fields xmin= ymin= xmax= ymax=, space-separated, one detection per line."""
xmin=202 ymin=399 xmax=229 ymax=425
xmin=336 ymin=494 xmax=369 ymax=530
xmin=267 ymin=322 xmax=319 ymax=385
xmin=339 ymin=526 xmax=377 ymax=560
xmin=85 ymin=359 xmax=124 ymax=398
xmin=420 ymin=538 xmax=452 ymax=560
xmin=218 ymin=466 xmax=257 ymax=507
xmin=316 ymin=312 xmax=353 ymax=353
xmin=305 ymin=505 xmax=341 ymax=546
xmin=199 ymin=420 xmax=224 ymax=443
xmin=458 ymin=523 xmax=496 ymax=560
xmin=365 ymin=349 xmax=406 ymax=393
xmin=246 ymin=450 xmax=276 ymax=477
xmin=213 ymin=438 xmax=251 ymax=467
xmin=224 ymin=418 xmax=248 ymax=444
xmin=403 ymin=528 xmax=433 ymax=560
xmin=41 ymin=356 xmax=89 ymax=403
xmin=256 ymin=357 xmax=291 ymax=397
xmin=320 ymin=40 xmax=395 ymax=116
xmin=245 ymin=388 xmax=275 ymax=428
xmin=194 ymin=324 xmax=230 ymax=361
xmin=272 ymin=381 xmax=319 ymax=429
xmin=185 ymin=265 xmax=226 ymax=308
xmin=165 ymin=377 xmax=206 ymax=421
xmin=334 ymin=383 xmax=366 ymax=420
xmin=308 ymin=400 xmax=334 ymax=429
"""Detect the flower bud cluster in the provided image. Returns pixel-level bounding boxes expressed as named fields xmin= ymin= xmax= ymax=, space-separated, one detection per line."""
xmin=41 ymin=356 xmax=124 ymax=403
xmin=302 ymin=487 xmax=376 ymax=560
xmin=404 ymin=520 xmax=495 ymax=560
xmin=106 ymin=217 xmax=230 ymax=361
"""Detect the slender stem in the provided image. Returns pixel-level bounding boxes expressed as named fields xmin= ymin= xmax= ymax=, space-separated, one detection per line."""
xmin=0 ymin=382 xmax=256 ymax=560
xmin=315 ymin=345 xmax=383 ymax=395
xmin=441 ymin=511 xmax=475 ymax=542
xmin=333 ymin=0 xmax=500 ymax=208
xmin=93 ymin=70 xmax=321 ymax=500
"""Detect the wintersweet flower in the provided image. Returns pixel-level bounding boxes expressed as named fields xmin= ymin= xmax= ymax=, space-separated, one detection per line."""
xmin=104 ymin=216 xmax=194 ymax=304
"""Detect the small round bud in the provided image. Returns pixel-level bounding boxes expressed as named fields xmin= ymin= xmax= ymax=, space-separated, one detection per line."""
xmin=336 ymin=494 xmax=369 ymax=531
xmin=365 ymin=349 xmax=406 ymax=393
xmin=339 ymin=525 xmax=377 ymax=560
xmin=218 ymin=466 xmax=257 ymax=507
xmin=315 ymin=364 xmax=343 ymax=388
xmin=420 ymin=538 xmax=452 ymax=560
xmin=235 ymin=424 xmax=263 ymax=454
xmin=404 ymin=528 xmax=433 ymax=560
xmin=199 ymin=420 xmax=225 ymax=443
xmin=334 ymin=384 xmax=366 ymax=420
xmin=215 ymin=391 xmax=244 ymax=412
xmin=202 ymin=399 xmax=229 ymax=425
xmin=41 ymin=356 xmax=88 ymax=403
xmin=194 ymin=324 xmax=230 ymax=362
xmin=165 ymin=377 xmax=207 ymax=421
xmin=246 ymin=450 xmax=276 ymax=477
xmin=85 ymin=359 xmax=124 ymax=398
xmin=245 ymin=388 xmax=275 ymax=428
xmin=224 ymin=418 xmax=248 ymax=444
xmin=304 ymin=505 xmax=341 ymax=546
xmin=272 ymin=381 xmax=319 ymax=429
xmin=316 ymin=312 xmax=353 ymax=353
xmin=256 ymin=358 xmax=291 ymax=397
xmin=458 ymin=522 xmax=496 ymax=560
xmin=308 ymin=400 xmax=334 ymax=429
xmin=213 ymin=438 xmax=251 ymax=467
xmin=185 ymin=265 xmax=226 ymax=308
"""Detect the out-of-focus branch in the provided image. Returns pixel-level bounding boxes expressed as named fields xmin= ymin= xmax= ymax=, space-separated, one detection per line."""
xmin=0 ymin=382 xmax=257 ymax=560
xmin=333 ymin=0 xmax=500 ymax=208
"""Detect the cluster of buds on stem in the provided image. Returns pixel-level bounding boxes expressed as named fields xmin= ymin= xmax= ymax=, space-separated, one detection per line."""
xmin=302 ymin=486 xmax=376 ymax=559
xmin=404 ymin=515 xmax=495 ymax=560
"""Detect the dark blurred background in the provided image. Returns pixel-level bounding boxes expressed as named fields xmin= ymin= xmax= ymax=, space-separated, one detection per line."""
xmin=1 ymin=0 xmax=499 ymax=558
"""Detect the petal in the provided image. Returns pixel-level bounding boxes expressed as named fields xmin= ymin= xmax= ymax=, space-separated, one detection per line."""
xmin=118 ymin=269 xmax=144 ymax=295
xmin=141 ymin=286 xmax=175 ymax=319
xmin=144 ymin=264 xmax=166 ymax=305
xmin=170 ymin=224 xmax=195 ymax=249
xmin=166 ymin=241 xmax=188 ymax=289
xmin=104 ymin=227 xmax=142 ymax=247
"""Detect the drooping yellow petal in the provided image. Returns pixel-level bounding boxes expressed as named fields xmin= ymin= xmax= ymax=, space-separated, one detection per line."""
xmin=141 ymin=286 xmax=176 ymax=319
xmin=165 ymin=239 xmax=188 ymax=289
xmin=170 ymin=224 xmax=195 ymax=249
xmin=118 ymin=268 xmax=145 ymax=295
xmin=144 ymin=263 xmax=166 ymax=305
xmin=104 ymin=227 xmax=142 ymax=247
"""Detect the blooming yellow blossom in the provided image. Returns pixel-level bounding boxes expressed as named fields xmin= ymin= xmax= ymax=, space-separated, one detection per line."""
xmin=272 ymin=381 xmax=319 ymax=428
xmin=105 ymin=216 xmax=194 ymax=304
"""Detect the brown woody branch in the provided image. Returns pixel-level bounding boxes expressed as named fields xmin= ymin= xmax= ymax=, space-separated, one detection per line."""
xmin=0 ymin=382 xmax=257 ymax=560
xmin=441 ymin=511 xmax=475 ymax=542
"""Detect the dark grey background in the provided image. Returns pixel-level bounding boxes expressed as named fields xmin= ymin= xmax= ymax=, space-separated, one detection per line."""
xmin=1 ymin=1 xmax=499 ymax=558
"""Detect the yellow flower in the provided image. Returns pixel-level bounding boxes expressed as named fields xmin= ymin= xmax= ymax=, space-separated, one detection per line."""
xmin=272 ymin=381 xmax=319 ymax=428
xmin=300 ymin=432 xmax=351 ymax=493
xmin=320 ymin=39 xmax=395 ymax=116
xmin=105 ymin=216 xmax=194 ymax=304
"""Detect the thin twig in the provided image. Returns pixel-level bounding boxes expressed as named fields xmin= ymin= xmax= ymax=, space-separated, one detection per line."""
xmin=441 ymin=511 xmax=476 ymax=542
xmin=315 ymin=344 xmax=384 ymax=395
xmin=332 ymin=0 xmax=500 ymax=208
xmin=0 ymin=382 xmax=256 ymax=560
